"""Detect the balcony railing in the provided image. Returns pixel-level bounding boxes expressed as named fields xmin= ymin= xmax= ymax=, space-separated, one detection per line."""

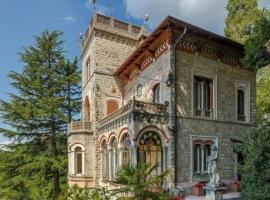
xmin=98 ymin=99 xmax=169 ymax=133
xmin=68 ymin=121 xmax=93 ymax=134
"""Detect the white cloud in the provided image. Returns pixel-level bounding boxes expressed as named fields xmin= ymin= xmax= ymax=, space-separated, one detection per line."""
xmin=63 ymin=16 xmax=76 ymax=22
xmin=124 ymin=0 xmax=268 ymax=35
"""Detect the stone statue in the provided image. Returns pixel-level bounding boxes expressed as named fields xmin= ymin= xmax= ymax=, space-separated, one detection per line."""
xmin=207 ymin=145 xmax=221 ymax=187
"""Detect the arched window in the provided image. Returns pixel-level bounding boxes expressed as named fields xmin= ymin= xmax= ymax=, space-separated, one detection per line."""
xmin=237 ymin=89 xmax=245 ymax=121
xmin=121 ymin=133 xmax=131 ymax=166
xmin=153 ymin=84 xmax=160 ymax=103
xmin=75 ymin=147 xmax=83 ymax=175
xmin=84 ymin=96 xmax=91 ymax=121
xmin=138 ymin=132 xmax=162 ymax=175
xmin=107 ymin=100 xmax=119 ymax=115
xmin=136 ymin=84 xmax=142 ymax=97
xmin=110 ymin=137 xmax=118 ymax=180
xmin=193 ymin=141 xmax=212 ymax=176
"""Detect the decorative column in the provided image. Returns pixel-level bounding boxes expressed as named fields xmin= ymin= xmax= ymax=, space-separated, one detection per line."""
xmin=132 ymin=145 xmax=138 ymax=166
xmin=108 ymin=149 xmax=112 ymax=181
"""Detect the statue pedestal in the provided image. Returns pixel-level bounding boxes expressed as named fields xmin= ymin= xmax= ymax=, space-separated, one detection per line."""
xmin=204 ymin=186 xmax=226 ymax=200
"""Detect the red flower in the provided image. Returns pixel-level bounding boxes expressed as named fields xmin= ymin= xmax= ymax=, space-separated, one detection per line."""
xmin=193 ymin=181 xmax=205 ymax=188
xmin=231 ymin=179 xmax=240 ymax=185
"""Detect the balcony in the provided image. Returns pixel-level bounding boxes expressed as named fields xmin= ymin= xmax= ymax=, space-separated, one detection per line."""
xmin=98 ymin=99 xmax=169 ymax=134
xmin=68 ymin=121 xmax=93 ymax=135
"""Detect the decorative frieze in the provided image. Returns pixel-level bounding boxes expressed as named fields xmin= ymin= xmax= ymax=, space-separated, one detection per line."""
xmin=177 ymin=40 xmax=241 ymax=67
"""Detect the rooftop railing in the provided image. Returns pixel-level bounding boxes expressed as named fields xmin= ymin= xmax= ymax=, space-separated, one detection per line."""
xmin=81 ymin=13 xmax=144 ymax=50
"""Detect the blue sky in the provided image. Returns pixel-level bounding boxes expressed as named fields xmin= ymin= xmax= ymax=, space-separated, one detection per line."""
xmin=0 ymin=0 xmax=269 ymax=144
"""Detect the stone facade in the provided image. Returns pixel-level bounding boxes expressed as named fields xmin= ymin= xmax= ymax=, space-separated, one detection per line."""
xmin=67 ymin=13 xmax=256 ymax=190
xmin=175 ymin=51 xmax=256 ymax=184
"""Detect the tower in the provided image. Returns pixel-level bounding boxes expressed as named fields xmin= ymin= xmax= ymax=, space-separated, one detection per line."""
xmin=67 ymin=12 xmax=147 ymax=187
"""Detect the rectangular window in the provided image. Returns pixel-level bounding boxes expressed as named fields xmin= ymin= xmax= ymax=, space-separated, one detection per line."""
xmin=194 ymin=76 xmax=213 ymax=118
xmin=193 ymin=143 xmax=211 ymax=175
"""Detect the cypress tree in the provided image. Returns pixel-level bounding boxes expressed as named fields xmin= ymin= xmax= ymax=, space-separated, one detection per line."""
xmin=0 ymin=31 xmax=81 ymax=199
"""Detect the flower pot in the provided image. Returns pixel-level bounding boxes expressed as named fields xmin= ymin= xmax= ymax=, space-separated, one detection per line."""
xmin=192 ymin=187 xmax=204 ymax=196
xmin=231 ymin=183 xmax=240 ymax=192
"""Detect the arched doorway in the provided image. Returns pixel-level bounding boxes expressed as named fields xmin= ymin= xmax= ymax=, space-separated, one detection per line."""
xmin=138 ymin=132 xmax=162 ymax=175
xmin=84 ymin=96 xmax=91 ymax=121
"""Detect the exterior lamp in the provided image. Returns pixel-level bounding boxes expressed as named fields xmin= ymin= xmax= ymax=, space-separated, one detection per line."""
xmin=166 ymin=71 xmax=173 ymax=87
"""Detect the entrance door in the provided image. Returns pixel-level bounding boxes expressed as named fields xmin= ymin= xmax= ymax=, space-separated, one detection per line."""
xmin=138 ymin=132 xmax=162 ymax=175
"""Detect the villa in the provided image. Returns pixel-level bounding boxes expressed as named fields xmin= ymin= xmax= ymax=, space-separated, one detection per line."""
xmin=67 ymin=12 xmax=256 ymax=191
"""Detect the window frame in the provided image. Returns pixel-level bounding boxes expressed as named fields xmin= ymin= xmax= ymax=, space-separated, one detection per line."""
xmin=235 ymin=81 xmax=250 ymax=123
xmin=136 ymin=84 xmax=142 ymax=98
xmin=191 ymin=70 xmax=217 ymax=119
xmin=153 ymin=83 xmax=161 ymax=104
xmin=120 ymin=133 xmax=132 ymax=167
xmin=70 ymin=144 xmax=85 ymax=176
xmin=190 ymin=135 xmax=217 ymax=182
xmin=104 ymin=97 xmax=121 ymax=116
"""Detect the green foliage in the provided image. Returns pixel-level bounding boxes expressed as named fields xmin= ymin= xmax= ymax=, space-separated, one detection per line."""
xmin=256 ymin=66 xmax=270 ymax=121
xmin=237 ymin=124 xmax=270 ymax=200
xmin=66 ymin=163 xmax=171 ymax=200
xmin=114 ymin=163 xmax=171 ymax=200
xmin=225 ymin=0 xmax=261 ymax=44
xmin=68 ymin=185 xmax=114 ymax=200
xmin=242 ymin=10 xmax=270 ymax=69
xmin=0 ymin=31 xmax=81 ymax=199
xmin=225 ymin=0 xmax=270 ymax=69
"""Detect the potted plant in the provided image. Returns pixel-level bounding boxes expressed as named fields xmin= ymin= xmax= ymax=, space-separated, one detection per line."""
xmin=231 ymin=179 xmax=240 ymax=192
xmin=192 ymin=181 xmax=205 ymax=196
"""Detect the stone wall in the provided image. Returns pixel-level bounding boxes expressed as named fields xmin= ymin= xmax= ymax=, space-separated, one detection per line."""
xmin=68 ymin=132 xmax=96 ymax=187
xmin=124 ymin=50 xmax=171 ymax=105
xmin=175 ymin=50 xmax=256 ymax=184
xmin=175 ymin=51 xmax=256 ymax=122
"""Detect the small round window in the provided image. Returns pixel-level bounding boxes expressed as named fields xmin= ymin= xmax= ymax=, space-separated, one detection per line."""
xmin=136 ymin=84 xmax=142 ymax=97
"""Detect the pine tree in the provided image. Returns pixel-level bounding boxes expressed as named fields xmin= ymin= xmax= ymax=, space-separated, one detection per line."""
xmin=0 ymin=31 xmax=81 ymax=199
xmin=224 ymin=0 xmax=261 ymax=44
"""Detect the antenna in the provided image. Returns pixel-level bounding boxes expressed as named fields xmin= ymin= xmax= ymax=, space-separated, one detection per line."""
xmin=78 ymin=32 xmax=83 ymax=47
xmin=143 ymin=13 xmax=150 ymax=31
xmin=92 ymin=0 xmax=96 ymax=11
xmin=144 ymin=13 xmax=149 ymax=26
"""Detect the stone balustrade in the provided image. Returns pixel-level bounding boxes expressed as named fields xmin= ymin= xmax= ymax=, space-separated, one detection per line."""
xmin=68 ymin=121 xmax=93 ymax=134
xmin=98 ymin=99 xmax=169 ymax=133
xmin=81 ymin=13 xmax=143 ymax=50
